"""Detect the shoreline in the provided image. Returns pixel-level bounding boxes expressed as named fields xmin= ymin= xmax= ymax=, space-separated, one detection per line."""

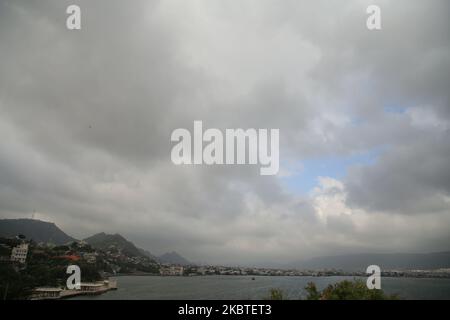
xmin=111 ymin=273 xmax=450 ymax=280
xmin=31 ymin=279 xmax=117 ymax=300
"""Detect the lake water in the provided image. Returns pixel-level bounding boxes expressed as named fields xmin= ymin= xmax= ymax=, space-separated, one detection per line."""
xmin=72 ymin=275 xmax=450 ymax=300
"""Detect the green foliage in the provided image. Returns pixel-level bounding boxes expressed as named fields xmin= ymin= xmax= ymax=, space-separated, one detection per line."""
xmin=0 ymin=244 xmax=105 ymax=300
xmin=0 ymin=245 xmax=11 ymax=256
xmin=305 ymin=282 xmax=321 ymax=300
xmin=1 ymin=234 xmax=161 ymax=299
xmin=0 ymin=264 xmax=33 ymax=300
xmin=78 ymin=263 xmax=102 ymax=282
xmin=305 ymin=279 xmax=398 ymax=300
xmin=53 ymin=245 xmax=70 ymax=252
xmin=267 ymin=288 xmax=284 ymax=300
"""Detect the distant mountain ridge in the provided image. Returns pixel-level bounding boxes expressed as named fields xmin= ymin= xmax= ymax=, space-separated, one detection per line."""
xmin=138 ymin=247 xmax=158 ymax=260
xmin=158 ymin=251 xmax=190 ymax=265
xmin=0 ymin=218 xmax=77 ymax=245
xmin=292 ymin=252 xmax=450 ymax=271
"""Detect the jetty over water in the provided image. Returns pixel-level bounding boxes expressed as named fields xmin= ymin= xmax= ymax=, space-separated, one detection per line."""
xmin=31 ymin=279 xmax=117 ymax=300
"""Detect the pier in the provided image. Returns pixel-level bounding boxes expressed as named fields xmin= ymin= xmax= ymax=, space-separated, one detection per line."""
xmin=31 ymin=279 xmax=117 ymax=300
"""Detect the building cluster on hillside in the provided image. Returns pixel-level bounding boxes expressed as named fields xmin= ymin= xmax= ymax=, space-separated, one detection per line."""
xmin=0 ymin=236 xmax=159 ymax=276
xmin=0 ymin=237 xmax=29 ymax=266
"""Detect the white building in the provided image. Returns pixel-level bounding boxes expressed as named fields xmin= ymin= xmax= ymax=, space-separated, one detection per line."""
xmin=10 ymin=243 xmax=29 ymax=264
xmin=32 ymin=288 xmax=62 ymax=299
xmin=160 ymin=265 xmax=184 ymax=276
xmin=83 ymin=252 xmax=97 ymax=263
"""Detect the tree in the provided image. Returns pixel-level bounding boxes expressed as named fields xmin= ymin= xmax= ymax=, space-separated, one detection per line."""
xmin=305 ymin=282 xmax=321 ymax=300
xmin=267 ymin=288 xmax=284 ymax=300
xmin=305 ymin=279 xmax=398 ymax=300
xmin=0 ymin=264 xmax=33 ymax=300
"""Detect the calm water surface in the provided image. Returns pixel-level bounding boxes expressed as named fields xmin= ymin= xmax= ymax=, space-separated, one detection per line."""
xmin=73 ymin=275 xmax=450 ymax=300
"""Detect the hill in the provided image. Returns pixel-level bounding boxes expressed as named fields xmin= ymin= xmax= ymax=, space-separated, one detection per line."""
xmin=138 ymin=247 xmax=157 ymax=260
xmin=0 ymin=219 xmax=77 ymax=245
xmin=158 ymin=251 xmax=190 ymax=265
xmin=84 ymin=232 xmax=149 ymax=258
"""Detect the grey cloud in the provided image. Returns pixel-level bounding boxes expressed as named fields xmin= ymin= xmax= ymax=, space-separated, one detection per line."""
xmin=346 ymin=133 xmax=450 ymax=215
xmin=0 ymin=0 xmax=449 ymax=265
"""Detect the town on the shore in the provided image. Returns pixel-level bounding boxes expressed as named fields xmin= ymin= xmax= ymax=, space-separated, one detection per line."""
xmin=1 ymin=233 xmax=450 ymax=300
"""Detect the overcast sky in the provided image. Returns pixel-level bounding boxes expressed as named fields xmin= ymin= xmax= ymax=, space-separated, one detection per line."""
xmin=0 ymin=0 xmax=449 ymax=266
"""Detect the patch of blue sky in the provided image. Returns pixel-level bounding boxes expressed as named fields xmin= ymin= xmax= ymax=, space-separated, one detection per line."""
xmin=384 ymin=105 xmax=408 ymax=114
xmin=280 ymin=147 xmax=384 ymax=195
xmin=349 ymin=115 xmax=365 ymax=126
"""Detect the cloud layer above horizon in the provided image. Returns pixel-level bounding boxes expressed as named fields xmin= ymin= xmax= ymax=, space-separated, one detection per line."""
xmin=0 ymin=0 xmax=449 ymax=265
